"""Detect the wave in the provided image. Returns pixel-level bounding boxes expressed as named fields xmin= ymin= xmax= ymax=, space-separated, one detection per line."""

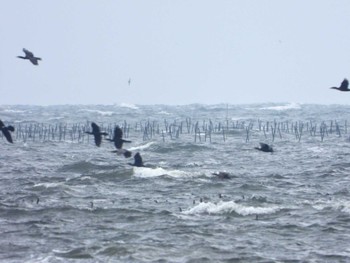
xmin=128 ymin=141 xmax=156 ymax=151
xmin=133 ymin=166 xmax=197 ymax=178
xmin=118 ymin=103 xmax=139 ymax=110
xmin=78 ymin=109 xmax=114 ymax=116
xmin=305 ymin=199 xmax=350 ymax=215
xmin=183 ymin=200 xmax=281 ymax=216
xmin=158 ymin=111 xmax=171 ymax=115
xmin=260 ymin=102 xmax=301 ymax=111
xmin=1 ymin=109 xmax=28 ymax=113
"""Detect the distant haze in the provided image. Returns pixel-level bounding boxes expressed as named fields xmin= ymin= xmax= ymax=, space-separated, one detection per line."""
xmin=1 ymin=1 xmax=350 ymax=105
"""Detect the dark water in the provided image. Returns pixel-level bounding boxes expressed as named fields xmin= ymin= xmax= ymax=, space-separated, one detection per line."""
xmin=1 ymin=103 xmax=350 ymax=262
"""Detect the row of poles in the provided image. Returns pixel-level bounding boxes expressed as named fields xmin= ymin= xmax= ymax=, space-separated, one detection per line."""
xmin=1 ymin=118 xmax=348 ymax=144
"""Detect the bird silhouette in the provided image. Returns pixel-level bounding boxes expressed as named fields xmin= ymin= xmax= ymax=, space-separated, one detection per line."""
xmin=130 ymin=152 xmax=144 ymax=167
xmin=0 ymin=120 xmax=15 ymax=143
xmin=107 ymin=125 xmax=132 ymax=158
xmin=330 ymin=79 xmax=350 ymax=91
xmin=107 ymin=125 xmax=131 ymax=149
xmin=85 ymin=122 xmax=108 ymax=147
xmin=254 ymin=143 xmax=273 ymax=152
xmin=17 ymin=48 xmax=41 ymax=65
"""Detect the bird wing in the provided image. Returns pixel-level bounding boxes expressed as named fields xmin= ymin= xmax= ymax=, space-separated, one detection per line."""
xmin=340 ymin=79 xmax=349 ymax=90
xmin=0 ymin=120 xmax=4 ymax=128
xmin=94 ymin=134 xmax=102 ymax=146
xmin=91 ymin=122 xmax=100 ymax=133
xmin=113 ymin=126 xmax=123 ymax=140
xmin=29 ymin=58 xmax=39 ymax=65
xmin=2 ymin=128 xmax=13 ymax=143
xmin=23 ymin=48 xmax=34 ymax=58
xmin=114 ymin=139 xmax=123 ymax=149
xmin=7 ymin=125 xmax=15 ymax=132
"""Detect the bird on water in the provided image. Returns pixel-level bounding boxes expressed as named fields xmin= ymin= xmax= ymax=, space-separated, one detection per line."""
xmin=255 ymin=143 xmax=273 ymax=153
xmin=330 ymin=78 xmax=350 ymax=92
xmin=17 ymin=48 xmax=42 ymax=65
xmin=85 ymin=122 xmax=108 ymax=147
xmin=0 ymin=120 xmax=15 ymax=143
xmin=129 ymin=152 xmax=144 ymax=167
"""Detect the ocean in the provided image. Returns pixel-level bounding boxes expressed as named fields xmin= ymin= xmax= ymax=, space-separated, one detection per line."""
xmin=0 ymin=103 xmax=350 ymax=262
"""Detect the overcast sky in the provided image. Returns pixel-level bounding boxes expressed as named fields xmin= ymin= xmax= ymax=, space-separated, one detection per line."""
xmin=1 ymin=1 xmax=350 ymax=105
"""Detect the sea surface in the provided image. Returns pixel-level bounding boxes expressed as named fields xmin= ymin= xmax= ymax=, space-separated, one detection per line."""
xmin=1 ymin=103 xmax=350 ymax=262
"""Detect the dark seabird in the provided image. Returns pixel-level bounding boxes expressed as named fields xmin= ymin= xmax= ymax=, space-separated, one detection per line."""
xmin=107 ymin=125 xmax=132 ymax=149
xmin=85 ymin=122 xmax=108 ymax=147
xmin=330 ymin=78 xmax=350 ymax=91
xmin=0 ymin=120 xmax=15 ymax=143
xmin=255 ymin=143 xmax=273 ymax=153
xmin=17 ymin=48 xmax=42 ymax=65
xmin=212 ymin=172 xmax=231 ymax=179
xmin=130 ymin=152 xmax=144 ymax=167
xmin=111 ymin=148 xmax=132 ymax=158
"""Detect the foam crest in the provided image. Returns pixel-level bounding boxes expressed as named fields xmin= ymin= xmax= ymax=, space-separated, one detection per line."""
xmin=79 ymin=109 xmax=114 ymax=116
xmin=133 ymin=166 xmax=193 ymax=178
xmin=119 ymin=103 xmax=139 ymax=110
xmin=129 ymin=141 xmax=155 ymax=151
xmin=340 ymin=202 xmax=350 ymax=214
xmin=184 ymin=201 xmax=280 ymax=216
xmin=260 ymin=102 xmax=301 ymax=111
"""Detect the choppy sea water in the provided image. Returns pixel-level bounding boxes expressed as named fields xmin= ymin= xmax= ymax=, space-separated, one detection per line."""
xmin=1 ymin=103 xmax=350 ymax=262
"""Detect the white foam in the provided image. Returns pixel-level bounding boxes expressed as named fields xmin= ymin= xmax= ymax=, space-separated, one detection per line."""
xmin=133 ymin=166 xmax=195 ymax=178
xmin=2 ymin=109 xmax=27 ymax=113
xmin=304 ymin=199 xmax=350 ymax=214
xmin=183 ymin=201 xmax=280 ymax=216
xmin=158 ymin=111 xmax=171 ymax=115
xmin=32 ymin=182 xmax=64 ymax=189
xmin=340 ymin=202 xmax=350 ymax=214
xmin=119 ymin=103 xmax=139 ymax=110
xmin=128 ymin=141 xmax=155 ymax=151
xmin=79 ymin=109 xmax=114 ymax=116
xmin=48 ymin=116 xmax=65 ymax=121
xmin=260 ymin=102 xmax=301 ymax=111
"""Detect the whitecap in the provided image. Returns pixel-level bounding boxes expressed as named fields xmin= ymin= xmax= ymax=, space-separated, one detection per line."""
xmin=79 ymin=109 xmax=114 ymax=116
xmin=31 ymin=182 xmax=64 ymax=189
xmin=133 ymin=166 xmax=195 ymax=178
xmin=183 ymin=200 xmax=280 ymax=216
xmin=119 ymin=103 xmax=139 ymax=110
xmin=128 ymin=141 xmax=156 ymax=151
xmin=2 ymin=109 xmax=27 ymax=113
xmin=158 ymin=111 xmax=171 ymax=115
xmin=260 ymin=102 xmax=301 ymax=111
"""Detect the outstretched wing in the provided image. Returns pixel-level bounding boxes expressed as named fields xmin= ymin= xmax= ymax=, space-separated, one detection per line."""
xmin=113 ymin=126 xmax=123 ymax=140
xmin=91 ymin=122 xmax=100 ymax=134
xmin=2 ymin=128 xmax=13 ymax=143
xmin=29 ymin=58 xmax=39 ymax=65
xmin=340 ymin=79 xmax=349 ymax=90
xmin=0 ymin=120 xmax=4 ymax=128
xmin=23 ymin=48 xmax=34 ymax=58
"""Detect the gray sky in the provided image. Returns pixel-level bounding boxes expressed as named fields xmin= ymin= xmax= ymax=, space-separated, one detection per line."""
xmin=1 ymin=1 xmax=350 ymax=105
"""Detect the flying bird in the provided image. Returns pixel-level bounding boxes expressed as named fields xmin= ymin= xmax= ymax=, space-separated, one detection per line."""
xmin=0 ymin=120 xmax=15 ymax=143
xmin=17 ymin=48 xmax=42 ymax=65
xmin=330 ymin=78 xmax=350 ymax=92
xmin=254 ymin=143 xmax=273 ymax=153
xmin=107 ymin=125 xmax=132 ymax=158
xmin=85 ymin=122 xmax=108 ymax=147
xmin=107 ymin=125 xmax=131 ymax=149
